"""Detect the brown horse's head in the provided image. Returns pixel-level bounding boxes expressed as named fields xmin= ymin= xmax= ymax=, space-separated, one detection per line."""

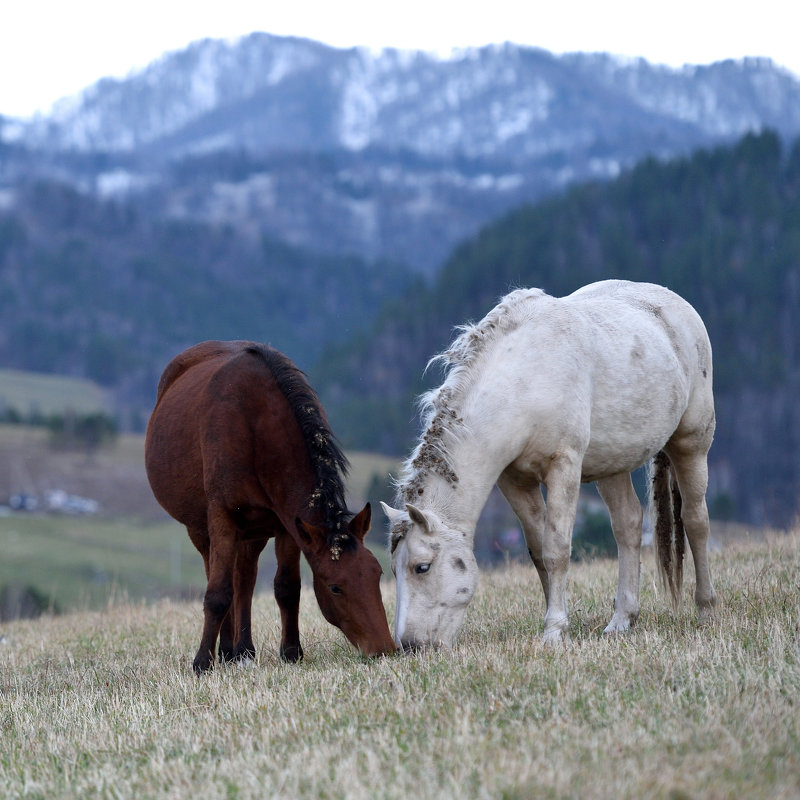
xmin=296 ymin=503 xmax=397 ymax=656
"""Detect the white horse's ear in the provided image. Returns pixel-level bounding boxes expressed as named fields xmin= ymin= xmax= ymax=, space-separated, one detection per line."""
xmin=380 ymin=502 xmax=404 ymax=525
xmin=405 ymin=503 xmax=432 ymax=534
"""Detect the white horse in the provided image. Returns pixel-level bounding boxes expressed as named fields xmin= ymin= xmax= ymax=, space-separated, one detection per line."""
xmin=382 ymin=280 xmax=717 ymax=649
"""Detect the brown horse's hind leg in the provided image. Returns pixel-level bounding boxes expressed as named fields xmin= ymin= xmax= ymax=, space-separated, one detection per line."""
xmin=218 ymin=612 xmax=236 ymax=662
xmin=193 ymin=508 xmax=238 ymax=673
xmin=273 ymin=531 xmax=303 ymax=662
xmin=187 ymin=524 xmax=236 ymax=664
xmin=231 ymin=539 xmax=268 ymax=661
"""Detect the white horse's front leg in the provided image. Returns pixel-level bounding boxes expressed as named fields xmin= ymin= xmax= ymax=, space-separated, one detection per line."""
xmin=497 ymin=472 xmax=548 ymax=603
xmin=541 ymin=455 xmax=582 ymax=641
xmin=596 ymin=472 xmax=643 ymax=633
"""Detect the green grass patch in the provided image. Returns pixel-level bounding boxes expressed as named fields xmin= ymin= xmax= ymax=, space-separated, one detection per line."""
xmin=0 ymin=510 xmax=391 ymax=615
xmin=0 ymin=514 xmax=206 ymax=611
xmin=0 ymin=369 xmax=110 ymax=417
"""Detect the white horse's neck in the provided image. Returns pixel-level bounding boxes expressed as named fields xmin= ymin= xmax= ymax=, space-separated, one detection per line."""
xmin=398 ymin=392 xmax=511 ymax=540
xmin=397 ymin=288 xmax=549 ymax=541
xmin=402 ymin=455 xmax=499 ymax=538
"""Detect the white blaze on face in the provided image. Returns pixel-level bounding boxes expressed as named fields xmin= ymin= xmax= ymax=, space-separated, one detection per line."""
xmin=393 ymin=539 xmax=410 ymax=647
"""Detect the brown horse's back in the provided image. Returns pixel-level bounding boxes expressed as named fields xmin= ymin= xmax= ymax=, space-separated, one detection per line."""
xmin=153 ymin=340 xmax=242 ymax=403
xmin=145 ymin=340 xmax=309 ymax=534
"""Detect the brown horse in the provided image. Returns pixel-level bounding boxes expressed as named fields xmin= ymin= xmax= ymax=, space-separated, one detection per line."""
xmin=145 ymin=340 xmax=396 ymax=672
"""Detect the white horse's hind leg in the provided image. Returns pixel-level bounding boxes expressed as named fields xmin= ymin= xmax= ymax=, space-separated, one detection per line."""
xmin=497 ymin=472 xmax=548 ymax=602
xmin=664 ymin=445 xmax=717 ymax=623
xmin=596 ymin=472 xmax=643 ymax=633
xmin=541 ymin=454 xmax=582 ymax=641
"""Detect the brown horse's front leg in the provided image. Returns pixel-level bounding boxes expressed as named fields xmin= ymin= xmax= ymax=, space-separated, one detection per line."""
xmin=218 ymin=609 xmax=236 ymax=663
xmin=194 ymin=512 xmax=237 ymax=673
xmin=273 ymin=532 xmax=303 ymax=662
xmin=231 ymin=539 xmax=268 ymax=661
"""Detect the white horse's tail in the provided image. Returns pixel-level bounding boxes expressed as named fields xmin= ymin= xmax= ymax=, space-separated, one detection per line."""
xmin=650 ymin=451 xmax=685 ymax=611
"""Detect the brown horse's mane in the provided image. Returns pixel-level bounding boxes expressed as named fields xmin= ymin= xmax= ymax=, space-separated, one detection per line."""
xmin=244 ymin=345 xmax=354 ymax=549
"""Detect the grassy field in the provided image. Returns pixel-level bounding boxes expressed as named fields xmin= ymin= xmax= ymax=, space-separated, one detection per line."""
xmin=1 ymin=532 xmax=798 ymax=799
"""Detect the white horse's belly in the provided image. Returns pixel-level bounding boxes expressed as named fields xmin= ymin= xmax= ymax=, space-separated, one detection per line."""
xmin=580 ymin=439 xmax=663 ymax=482
xmin=580 ymin=387 xmax=689 ymax=480
xmin=506 ymin=338 xmax=691 ymax=482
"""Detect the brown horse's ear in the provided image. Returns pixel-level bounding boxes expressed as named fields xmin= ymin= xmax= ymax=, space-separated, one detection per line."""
xmin=295 ymin=517 xmax=325 ymax=554
xmin=347 ymin=503 xmax=372 ymax=542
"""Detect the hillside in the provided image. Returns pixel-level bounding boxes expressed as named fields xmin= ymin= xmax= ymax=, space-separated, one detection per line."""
xmin=3 ymin=29 xmax=800 ymax=527
xmin=0 ymin=368 xmax=111 ymax=418
xmin=0 ymin=422 xmax=397 ymax=522
xmin=2 ymin=131 xmax=798 ymax=525
xmin=18 ymin=38 xmax=800 ymax=156
xmin=0 ymin=181 xmax=414 ymax=415
xmin=317 ymin=131 xmax=800 ymax=526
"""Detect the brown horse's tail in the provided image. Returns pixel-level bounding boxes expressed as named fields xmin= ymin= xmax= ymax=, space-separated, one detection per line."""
xmin=650 ymin=450 xmax=685 ymax=612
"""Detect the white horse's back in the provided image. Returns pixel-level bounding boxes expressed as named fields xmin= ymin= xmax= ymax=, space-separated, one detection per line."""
xmin=456 ymin=280 xmax=714 ymax=483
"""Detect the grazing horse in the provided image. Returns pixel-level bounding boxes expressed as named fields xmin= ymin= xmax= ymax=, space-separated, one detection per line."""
xmin=383 ymin=280 xmax=717 ymax=650
xmin=145 ymin=341 xmax=396 ymax=671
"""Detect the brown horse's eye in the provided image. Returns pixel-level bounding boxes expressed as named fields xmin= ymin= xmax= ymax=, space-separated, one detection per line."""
xmin=329 ymin=584 xmax=343 ymax=595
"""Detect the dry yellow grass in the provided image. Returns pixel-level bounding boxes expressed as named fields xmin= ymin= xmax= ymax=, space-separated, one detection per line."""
xmin=1 ymin=532 xmax=798 ymax=799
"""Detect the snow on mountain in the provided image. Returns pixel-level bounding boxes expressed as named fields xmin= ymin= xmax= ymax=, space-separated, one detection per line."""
xmin=5 ymin=34 xmax=800 ymax=273
xmin=17 ymin=34 xmax=800 ymax=159
xmin=24 ymin=35 xmax=334 ymax=152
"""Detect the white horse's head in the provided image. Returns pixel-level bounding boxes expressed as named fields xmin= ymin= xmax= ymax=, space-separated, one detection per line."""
xmin=381 ymin=501 xmax=478 ymax=650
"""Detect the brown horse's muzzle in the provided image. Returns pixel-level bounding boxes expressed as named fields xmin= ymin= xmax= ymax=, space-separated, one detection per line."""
xmin=356 ymin=634 xmax=401 ymax=658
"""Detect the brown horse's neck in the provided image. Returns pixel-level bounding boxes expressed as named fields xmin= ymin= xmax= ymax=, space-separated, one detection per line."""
xmin=244 ymin=344 xmax=351 ymax=542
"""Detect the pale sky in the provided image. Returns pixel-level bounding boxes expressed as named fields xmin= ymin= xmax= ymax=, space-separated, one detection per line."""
xmin=2 ymin=0 xmax=798 ymax=118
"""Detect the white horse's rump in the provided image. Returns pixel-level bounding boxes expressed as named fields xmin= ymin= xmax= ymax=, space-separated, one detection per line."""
xmin=383 ymin=280 xmax=717 ymax=649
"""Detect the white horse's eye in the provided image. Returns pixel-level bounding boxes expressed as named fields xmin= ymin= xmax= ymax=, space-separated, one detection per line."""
xmin=414 ymin=563 xmax=431 ymax=575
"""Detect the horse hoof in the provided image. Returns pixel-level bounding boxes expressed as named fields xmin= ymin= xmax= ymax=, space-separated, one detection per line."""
xmin=193 ymin=654 xmax=214 ymax=674
xmin=603 ymin=611 xmax=637 ymax=634
xmin=232 ymin=644 xmax=256 ymax=662
xmin=280 ymin=644 xmax=304 ymax=663
xmin=603 ymin=624 xmax=625 ymax=635
xmin=697 ymin=607 xmax=716 ymax=626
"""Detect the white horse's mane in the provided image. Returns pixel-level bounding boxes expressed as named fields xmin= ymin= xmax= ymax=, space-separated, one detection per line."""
xmin=395 ymin=288 xmax=546 ymax=507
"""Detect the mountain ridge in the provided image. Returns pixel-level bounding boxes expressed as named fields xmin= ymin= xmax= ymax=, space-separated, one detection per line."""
xmin=4 ymin=34 xmax=800 ymax=273
xmin=11 ymin=36 xmax=800 ymax=158
xmin=1 ymin=32 xmax=799 ymax=525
